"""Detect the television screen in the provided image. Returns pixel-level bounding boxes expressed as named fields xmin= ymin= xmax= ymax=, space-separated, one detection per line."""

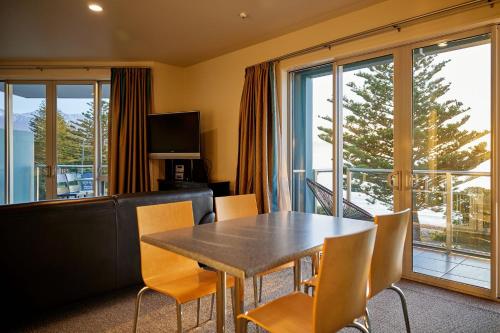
xmin=148 ymin=111 xmax=200 ymax=159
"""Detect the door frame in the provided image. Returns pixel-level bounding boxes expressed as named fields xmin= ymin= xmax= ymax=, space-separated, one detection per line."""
xmin=330 ymin=25 xmax=498 ymax=300
xmin=398 ymin=26 xmax=497 ymax=300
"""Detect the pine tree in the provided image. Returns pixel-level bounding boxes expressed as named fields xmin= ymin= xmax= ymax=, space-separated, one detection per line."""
xmin=29 ymin=101 xmax=47 ymax=165
xmin=30 ymin=100 xmax=109 ymax=168
xmin=317 ymin=54 xmax=490 ymax=211
xmin=68 ymin=102 xmax=95 ymax=166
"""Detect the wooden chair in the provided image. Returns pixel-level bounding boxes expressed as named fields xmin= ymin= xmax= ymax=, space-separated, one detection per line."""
xmin=366 ymin=209 xmax=412 ymax=332
xmin=303 ymin=209 xmax=412 ymax=333
xmin=134 ymin=201 xmax=234 ymax=332
xmin=239 ymin=227 xmax=377 ymax=333
xmin=215 ymin=194 xmax=295 ymax=308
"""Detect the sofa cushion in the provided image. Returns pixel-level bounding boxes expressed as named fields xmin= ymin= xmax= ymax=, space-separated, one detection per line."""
xmin=0 ymin=197 xmax=117 ymax=314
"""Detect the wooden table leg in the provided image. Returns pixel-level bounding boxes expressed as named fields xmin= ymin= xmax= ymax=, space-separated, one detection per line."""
xmin=294 ymin=258 xmax=302 ymax=291
xmin=234 ymin=277 xmax=245 ymax=333
xmin=216 ymin=271 xmax=226 ymax=333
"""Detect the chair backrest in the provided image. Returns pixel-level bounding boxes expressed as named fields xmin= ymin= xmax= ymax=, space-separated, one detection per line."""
xmin=215 ymin=194 xmax=258 ymax=221
xmin=305 ymin=178 xmax=373 ymax=221
xmin=369 ymin=209 xmax=411 ymax=297
xmin=313 ymin=227 xmax=377 ymax=333
xmin=136 ymin=201 xmax=199 ymax=282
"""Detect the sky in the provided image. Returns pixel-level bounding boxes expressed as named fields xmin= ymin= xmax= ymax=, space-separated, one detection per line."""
xmin=11 ymin=85 xmax=109 ymax=115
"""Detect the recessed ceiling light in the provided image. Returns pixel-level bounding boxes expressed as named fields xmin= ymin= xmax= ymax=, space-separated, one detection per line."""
xmin=438 ymin=42 xmax=448 ymax=47
xmin=88 ymin=3 xmax=103 ymax=12
xmin=239 ymin=12 xmax=248 ymax=19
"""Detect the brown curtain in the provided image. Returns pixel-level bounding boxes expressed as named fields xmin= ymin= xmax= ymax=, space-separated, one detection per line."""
xmin=236 ymin=62 xmax=290 ymax=213
xmin=109 ymin=68 xmax=152 ymax=195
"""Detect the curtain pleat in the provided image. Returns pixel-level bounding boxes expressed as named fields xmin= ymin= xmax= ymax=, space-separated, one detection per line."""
xmin=109 ymin=68 xmax=152 ymax=195
xmin=236 ymin=62 xmax=291 ymax=213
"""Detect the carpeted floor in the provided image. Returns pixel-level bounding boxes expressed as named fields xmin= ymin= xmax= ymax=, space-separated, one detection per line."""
xmin=10 ymin=265 xmax=500 ymax=333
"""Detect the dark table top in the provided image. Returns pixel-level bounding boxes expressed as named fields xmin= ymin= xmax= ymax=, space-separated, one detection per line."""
xmin=141 ymin=211 xmax=375 ymax=278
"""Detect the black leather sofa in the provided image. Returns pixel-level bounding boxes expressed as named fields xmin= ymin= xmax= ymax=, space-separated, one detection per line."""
xmin=0 ymin=188 xmax=215 ymax=322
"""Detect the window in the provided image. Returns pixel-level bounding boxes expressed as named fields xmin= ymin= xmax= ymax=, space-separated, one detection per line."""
xmin=0 ymin=81 xmax=109 ymax=204
xmin=290 ymin=64 xmax=333 ymax=213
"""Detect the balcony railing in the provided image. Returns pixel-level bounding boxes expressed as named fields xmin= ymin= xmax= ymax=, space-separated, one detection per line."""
xmin=312 ymin=167 xmax=491 ymax=258
xmin=34 ymin=164 xmax=108 ymax=200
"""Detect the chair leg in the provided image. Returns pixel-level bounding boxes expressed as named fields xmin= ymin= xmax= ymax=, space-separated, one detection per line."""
xmin=231 ymin=287 xmax=238 ymax=329
xmin=304 ymin=284 xmax=310 ymax=295
xmin=347 ymin=321 xmax=369 ymax=333
xmin=209 ymin=294 xmax=215 ymax=320
xmin=196 ymin=298 xmax=201 ymax=327
xmin=176 ymin=302 xmax=182 ymax=333
xmin=240 ymin=317 xmax=249 ymax=333
xmin=252 ymin=276 xmax=259 ymax=308
xmin=364 ymin=307 xmax=372 ymax=333
xmin=133 ymin=286 xmax=149 ymax=333
xmin=258 ymin=275 xmax=263 ymax=302
xmin=389 ymin=283 xmax=411 ymax=333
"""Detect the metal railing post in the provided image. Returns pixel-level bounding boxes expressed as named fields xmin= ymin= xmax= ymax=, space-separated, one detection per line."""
xmin=346 ymin=169 xmax=352 ymax=202
xmin=445 ymin=172 xmax=453 ymax=254
xmin=35 ymin=166 xmax=40 ymax=201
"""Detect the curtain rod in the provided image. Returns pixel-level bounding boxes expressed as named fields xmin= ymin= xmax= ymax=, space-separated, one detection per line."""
xmin=0 ymin=64 xmax=151 ymax=71
xmin=265 ymin=0 xmax=498 ymax=64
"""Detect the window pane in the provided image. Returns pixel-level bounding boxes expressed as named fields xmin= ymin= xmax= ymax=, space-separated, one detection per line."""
xmin=56 ymin=84 xmax=95 ymax=198
xmin=340 ymin=55 xmax=394 ymax=216
xmin=0 ymin=82 xmax=4 ymax=204
xmin=411 ymin=34 xmax=491 ymax=289
xmin=291 ymin=64 xmax=333 ymax=213
xmin=12 ymin=84 xmax=47 ymax=203
xmin=100 ymin=83 xmax=109 ymax=195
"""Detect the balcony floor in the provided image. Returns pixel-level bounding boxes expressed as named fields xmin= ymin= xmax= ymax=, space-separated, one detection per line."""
xmin=413 ymin=246 xmax=490 ymax=289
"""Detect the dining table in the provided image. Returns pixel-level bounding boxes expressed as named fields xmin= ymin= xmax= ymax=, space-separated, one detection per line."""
xmin=141 ymin=211 xmax=375 ymax=333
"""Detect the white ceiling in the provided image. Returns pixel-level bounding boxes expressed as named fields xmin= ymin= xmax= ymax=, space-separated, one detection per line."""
xmin=0 ymin=0 xmax=384 ymax=66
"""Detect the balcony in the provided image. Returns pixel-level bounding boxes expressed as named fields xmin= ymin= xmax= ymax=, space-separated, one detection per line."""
xmin=312 ymin=167 xmax=491 ymax=289
xmin=34 ymin=164 xmax=108 ymax=200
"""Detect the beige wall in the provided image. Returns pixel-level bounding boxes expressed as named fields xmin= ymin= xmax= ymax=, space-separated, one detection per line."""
xmin=180 ymin=0 xmax=500 ymax=190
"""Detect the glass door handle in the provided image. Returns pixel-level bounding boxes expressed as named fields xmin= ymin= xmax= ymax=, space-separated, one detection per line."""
xmin=47 ymin=165 xmax=56 ymax=177
xmin=387 ymin=170 xmax=402 ymax=191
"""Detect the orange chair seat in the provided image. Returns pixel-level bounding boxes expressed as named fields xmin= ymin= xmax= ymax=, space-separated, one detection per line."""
xmin=239 ymin=292 xmax=313 ymax=333
xmin=258 ymin=261 xmax=294 ymax=276
xmin=145 ymin=268 xmax=235 ymax=304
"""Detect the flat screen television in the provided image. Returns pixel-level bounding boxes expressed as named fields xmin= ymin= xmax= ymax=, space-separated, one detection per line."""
xmin=148 ymin=111 xmax=201 ymax=159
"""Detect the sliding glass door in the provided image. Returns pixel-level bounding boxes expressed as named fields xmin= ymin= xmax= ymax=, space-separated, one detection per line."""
xmin=337 ymin=55 xmax=395 ymax=217
xmin=0 ymin=80 xmax=109 ymax=204
xmin=290 ymin=26 xmax=498 ymax=298
xmin=410 ymin=34 xmax=492 ymax=289
xmin=291 ymin=64 xmax=333 ymax=213
xmin=56 ymin=84 xmax=95 ymax=198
